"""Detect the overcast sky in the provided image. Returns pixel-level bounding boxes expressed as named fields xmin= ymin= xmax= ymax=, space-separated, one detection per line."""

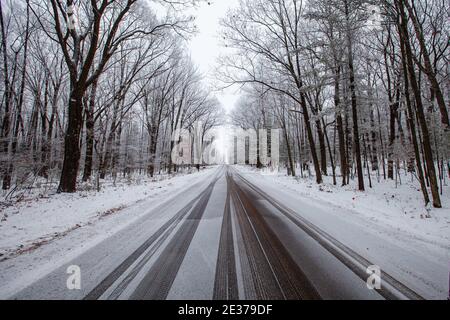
xmin=188 ymin=0 xmax=240 ymax=113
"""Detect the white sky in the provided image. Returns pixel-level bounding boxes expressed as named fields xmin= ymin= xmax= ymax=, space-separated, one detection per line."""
xmin=188 ymin=0 xmax=240 ymax=113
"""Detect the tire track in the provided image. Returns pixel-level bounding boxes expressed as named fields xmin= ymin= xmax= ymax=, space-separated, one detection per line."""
xmin=212 ymin=171 xmax=239 ymax=300
xmin=232 ymin=168 xmax=424 ymax=300
xmin=130 ymin=172 xmax=220 ymax=300
xmin=233 ymin=198 xmax=258 ymax=299
xmin=84 ymin=169 xmax=222 ymax=300
xmin=229 ymin=171 xmax=320 ymax=300
xmin=106 ymin=208 xmax=184 ymax=300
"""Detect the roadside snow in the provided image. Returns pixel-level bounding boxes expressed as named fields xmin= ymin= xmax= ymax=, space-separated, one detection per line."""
xmin=0 ymin=167 xmax=218 ymax=298
xmin=0 ymin=167 xmax=220 ymax=299
xmin=235 ymin=165 xmax=450 ymax=299
xmin=0 ymin=168 xmax=215 ymax=261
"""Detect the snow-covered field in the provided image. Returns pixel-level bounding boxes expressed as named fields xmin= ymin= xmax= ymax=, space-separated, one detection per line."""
xmin=235 ymin=165 xmax=450 ymax=299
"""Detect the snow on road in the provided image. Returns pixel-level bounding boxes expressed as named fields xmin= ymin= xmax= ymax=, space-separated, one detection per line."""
xmin=1 ymin=165 xmax=448 ymax=300
xmin=234 ymin=166 xmax=450 ymax=299
xmin=0 ymin=167 xmax=217 ymax=298
xmin=167 ymin=173 xmax=227 ymax=299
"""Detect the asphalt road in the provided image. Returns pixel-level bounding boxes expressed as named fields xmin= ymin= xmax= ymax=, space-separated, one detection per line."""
xmin=13 ymin=165 xmax=424 ymax=300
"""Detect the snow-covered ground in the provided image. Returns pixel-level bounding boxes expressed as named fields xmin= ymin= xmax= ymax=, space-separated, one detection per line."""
xmin=0 ymin=167 xmax=217 ymax=298
xmin=235 ymin=165 xmax=450 ymax=299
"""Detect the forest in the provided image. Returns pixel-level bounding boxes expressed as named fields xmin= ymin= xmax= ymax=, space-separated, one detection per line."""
xmin=222 ymin=0 xmax=449 ymax=209
xmin=0 ymin=0 xmax=223 ymax=195
xmin=0 ymin=0 xmax=449 ymax=211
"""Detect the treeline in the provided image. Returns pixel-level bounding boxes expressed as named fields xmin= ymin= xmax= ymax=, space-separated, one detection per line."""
xmin=0 ymin=0 xmax=222 ymax=193
xmin=222 ymin=0 xmax=449 ymax=208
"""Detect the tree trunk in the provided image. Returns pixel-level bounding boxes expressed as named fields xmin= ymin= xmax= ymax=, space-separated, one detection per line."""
xmin=397 ymin=0 xmax=441 ymax=207
xmin=283 ymin=125 xmax=295 ymax=176
xmin=400 ymin=42 xmax=430 ymax=206
xmin=369 ymin=108 xmax=378 ymax=171
xmin=58 ymin=86 xmax=84 ymax=192
xmin=0 ymin=0 xmax=12 ymax=190
xmin=334 ymin=67 xmax=347 ymax=186
xmin=404 ymin=1 xmax=449 ymax=129
xmin=344 ymin=0 xmax=364 ymax=191
xmin=323 ymin=119 xmax=336 ymax=185
xmin=316 ymin=119 xmax=327 ymax=175
xmin=300 ymin=93 xmax=322 ymax=184
xmin=82 ymin=80 xmax=98 ymax=182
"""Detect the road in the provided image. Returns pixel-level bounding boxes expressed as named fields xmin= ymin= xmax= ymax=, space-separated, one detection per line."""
xmin=13 ymin=165 xmax=423 ymax=300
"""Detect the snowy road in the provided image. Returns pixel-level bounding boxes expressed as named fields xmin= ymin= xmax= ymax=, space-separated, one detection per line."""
xmin=11 ymin=166 xmax=426 ymax=300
